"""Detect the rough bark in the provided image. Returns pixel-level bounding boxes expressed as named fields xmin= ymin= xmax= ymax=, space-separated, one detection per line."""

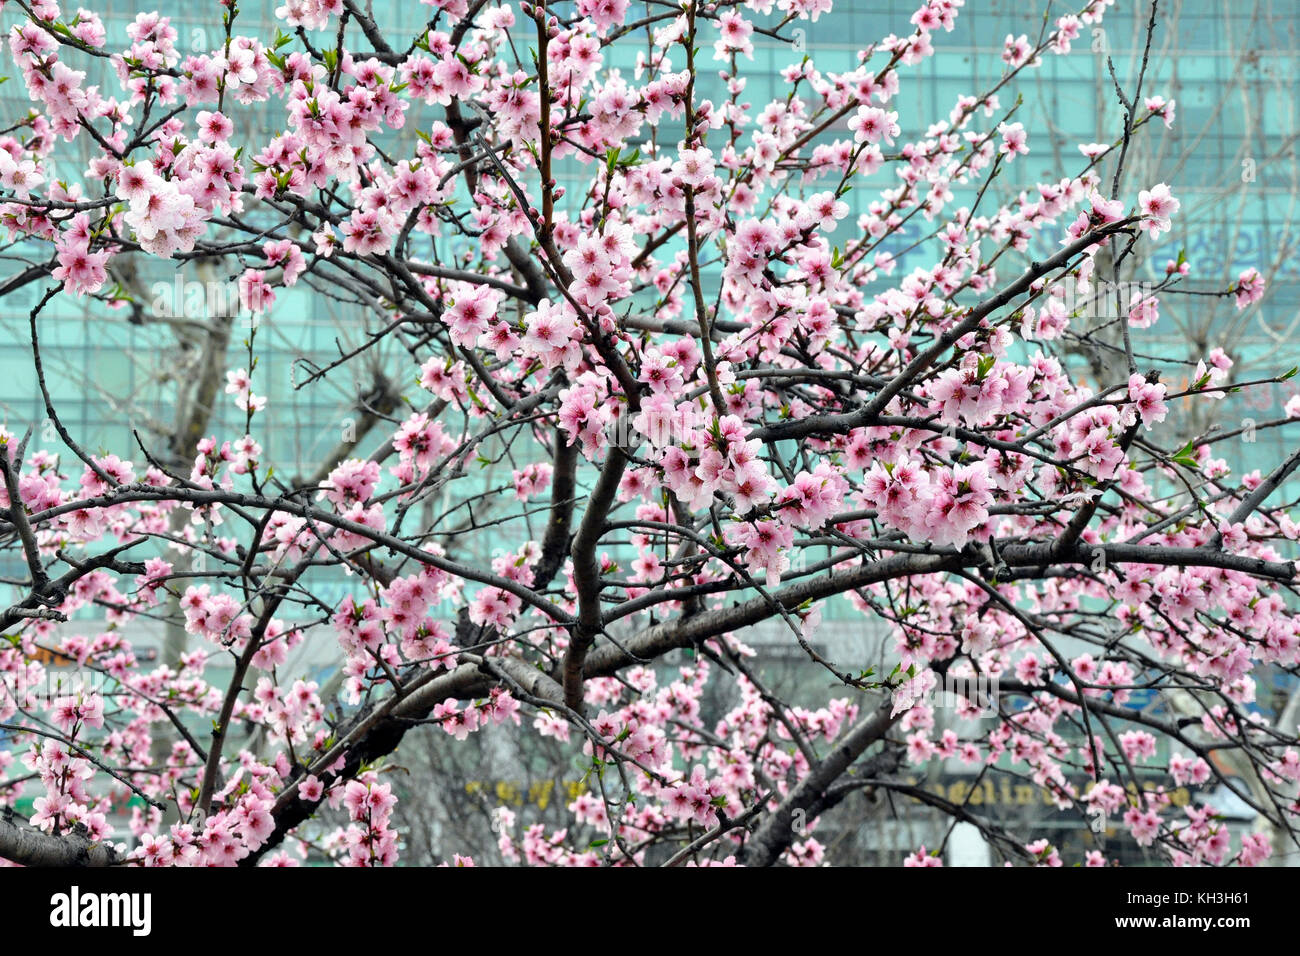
xmin=0 ymin=815 xmax=121 ymax=867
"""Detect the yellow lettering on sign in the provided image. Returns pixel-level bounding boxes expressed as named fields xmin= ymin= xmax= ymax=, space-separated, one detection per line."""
xmin=529 ymin=780 xmax=554 ymax=811
xmin=466 ymin=779 xmax=591 ymax=808
xmin=565 ymin=780 xmax=587 ymax=803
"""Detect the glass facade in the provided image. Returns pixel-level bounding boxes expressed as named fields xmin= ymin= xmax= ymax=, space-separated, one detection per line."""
xmin=1 ymin=1 xmax=1294 ymax=481
xmin=0 ymin=0 xmax=1295 ymax=661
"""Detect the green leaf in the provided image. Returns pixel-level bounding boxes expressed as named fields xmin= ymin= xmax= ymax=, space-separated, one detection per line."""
xmin=1170 ymin=439 xmax=1199 ymax=470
